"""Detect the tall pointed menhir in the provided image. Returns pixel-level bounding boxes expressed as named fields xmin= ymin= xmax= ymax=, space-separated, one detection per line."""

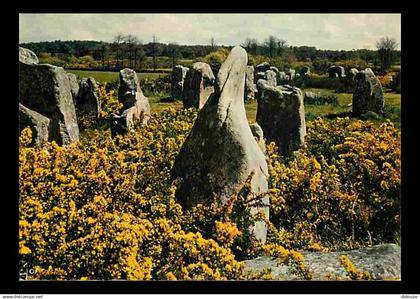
xmin=171 ymin=46 xmax=269 ymax=243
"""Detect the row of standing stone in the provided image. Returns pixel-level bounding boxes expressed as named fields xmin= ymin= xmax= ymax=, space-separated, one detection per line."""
xmin=170 ymin=48 xmax=387 ymax=244
xmin=18 ymin=45 xmax=388 ymax=245
xmin=171 ymin=60 xmax=385 ymax=156
xmin=19 ymin=47 xmax=152 ymax=146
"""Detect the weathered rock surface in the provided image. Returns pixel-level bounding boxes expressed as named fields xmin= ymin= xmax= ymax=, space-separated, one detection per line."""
xmin=255 ymin=61 xmax=271 ymax=73
xmin=343 ymin=68 xmax=359 ymax=92
xmin=250 ymin=123 xmax=266 ymax=153
xmin=183 ymin=62 xmax=215 ymax=109
xmin=286 ymin=68 xmax=296 ymax=81
xmin=245 ymin=65 xmax=257 ymax=101
xmin=119 ymin=68 xmax=147 ymax=111
xmin=19 ymin=47 xmax=39 ymax=64
xmin=19 ymin=62 xmax=79 ymax=146
xmin=110 ymin=103 xmax=149 ymax=137
xmin=256 ymin=70 xmax=277 ymax=87
xmin=77 ymin=77 xmax=99 ymax=118
xmin=243 ymin=244 xmax=401 ymax=280
xmin=111 ymin=68 xmax=151 ymax=136
xmin=172 ymin=46 xmax=269 ymax=243
xmin=255 ymin=72 xmax=266 ymax=82
xmin=256 ymin=81 xmax=306 ymax=156
xmin=270 ymin=66 xmax=279 ymax=74
xmin=67 ymin=73 xmax=80 ymax=103
xmin=265 ymin=70 xmax=277 ymax=87
xmin=393 ymin=70 xmax=401 ymax=93
xmin=328 ymin=65 xmax=346 ymax=78
xmin=19 ymin=103 xmax=51 ymax=145
xmin=277 ymin=71 xmax=287 ymax=84
xmin=171 ymin=65 xmax=189 ymax=100
xmin=350 ymin=68 xmax=359 ymax=76
xmin=352 ymin=69 xmax=384 ymax=116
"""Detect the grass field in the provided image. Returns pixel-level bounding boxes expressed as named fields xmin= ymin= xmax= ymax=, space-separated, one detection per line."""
xmin=153 ymin=89 xmax=400 ymax=128
xmin=68 ymin=70 xmax=167 ymax=83
xmin=300 ymin=88 xmax=401 ymax=128
xmin=71 ymin=70 xmax=401 ymax=128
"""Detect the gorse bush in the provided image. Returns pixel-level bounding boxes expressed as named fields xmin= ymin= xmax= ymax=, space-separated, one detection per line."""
xmin=19 ymin=109 xmax=248 ymax=280
xmin=200 ymin=48 xmax=229 ymax=75
xmin=267 ymin=118 xmax=400 ymax=250
xmin=19 ymin=107 xmax=400 ymax=280
xmin=76 ymin=83 xmax=123 ymax=131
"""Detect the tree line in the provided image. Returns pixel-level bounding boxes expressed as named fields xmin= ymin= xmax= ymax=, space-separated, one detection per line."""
xmin=20 ymin=35 xmax=400 ymax=73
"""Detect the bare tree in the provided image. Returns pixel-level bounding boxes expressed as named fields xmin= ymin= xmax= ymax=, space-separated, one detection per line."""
xmin=112 ymin=33 xmax=125 ymax=69
xmin=124 ymin=35 xmax=139 ymax=68
xmin=277 ymin=39 xmax=287 ymax=56
xmin=168 ymin=43 xmax=180 ymax=68
xmin=264 ymin=36 xmax=278 ymax=58
xmin=376 ymin=37 xmax=398 ymax=74
xmin=136 ymin=43 xmax=146 ymax=71
xmin=210 ymin=37 xmax=216 ymax=51
xmin=151 ymin=35 xmax=159 ymax=71
xmin=242 ymin=38 xmax=259 ymax=55
xmin=242 ymin=38 xmax=252 ymax=53
xmin=133 ymin=41 xmax=143 ymax=70
xmin=96 ymin=43 xmax=109 ymax=70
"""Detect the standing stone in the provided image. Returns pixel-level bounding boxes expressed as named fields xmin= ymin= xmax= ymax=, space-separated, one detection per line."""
xmin=256 ymin=80 xmax=306 ymax=156
xmin=172 ymin=46 xmax=269 ymax=243
xmin=256 ymin=70 xmax=277 ymax=87
xmin=343 ymin=68 xmax=359 ymax=92
xmin=255 ymin=72 xmax=266 ymax=82
xmin=67 ymin=73 xmax=80 ymax=103
xmin=111 ymin=68 xmax=151 ymax=136
xmin=19 ymin=62 xmax=79 ymax=146
xmin=393 ymin=70 xmax=401 ymax=93
xmin=110 ymin=104 xmax=148 ymax=137
xmin=277 ymin=71 xmax=287 ymax=84
xmin=265 ymin=70 xmax=277 ymax=87
xmin=286 ymin=68 xmax=296 ymax=81
xmin=77 ymin=77 xmax=100 ymax=118
xmin=171 ymin=65 xmax=189 ymax=100
xmin=245 ymin=65 xmax=257 ymax=101
xmin=270 ymin=66 xmax=279 ymax=75
xmin=328 ymin=66 xmax=346 ymax=78
xmin=352 ymin=69 xmax=384 ymax=116
xmin=19 ymin=103 xmax=51 ymax=145
xmin=119 ymin=68 xmax=145 ymax=110
xmin=250 ymin=123 xmax=266 ymax=153
xmin=183 ymin=62 xmax=215 ymax=109
xmin=256 ymin=61 xmax=271 ymax=73
xmin=350 ymin=68 xmax=359 ymax=76
xmin=19 ymin=47 xmax=39 ymax=64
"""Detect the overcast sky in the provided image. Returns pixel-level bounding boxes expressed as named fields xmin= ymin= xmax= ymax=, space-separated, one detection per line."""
xmin=19 ymin=14 xmax=401 ymax=50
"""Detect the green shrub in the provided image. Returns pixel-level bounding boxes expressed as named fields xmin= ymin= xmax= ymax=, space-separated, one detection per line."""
xmin=298 ymin=73 xmax=342 ymax=90
xmin=304 ymin=93 xmax=338 ymax=105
